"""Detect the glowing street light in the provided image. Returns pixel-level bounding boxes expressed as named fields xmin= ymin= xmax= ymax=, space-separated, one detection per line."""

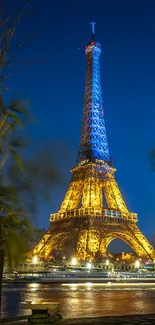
xmin=106 ymin=259 xmax=109 ymax=266
xmin=86 ymin=263 xmax=92 ymax=270
xmin=32 ymin=256 xmax=38 ymax=265
xmin=71 ymin=257 xmax=77 ymax=266
xmin=135 ymin=260 xmax=140 ymax=268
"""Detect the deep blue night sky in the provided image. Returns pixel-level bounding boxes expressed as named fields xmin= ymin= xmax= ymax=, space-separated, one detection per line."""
xmin=4 ymin=0 xmax=155 ymax=251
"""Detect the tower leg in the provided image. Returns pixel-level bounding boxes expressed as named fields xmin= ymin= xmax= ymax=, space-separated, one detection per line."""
xmin=102 ymin=175 xmax=128 ymax=212
xmin=32 ymin=231 xmax=69 ymax=259
xmin=76 ymin=229 xmax=100 ymax=260
xmin=99 ymin=224 xmax=155 ymax=261
xmin=76 ymin=230 xmax=87 ymax=260
xmin=100 ymin=236 xmax=113 ymax=255
xmin=60 ymin=180 xmax=83 ymax=212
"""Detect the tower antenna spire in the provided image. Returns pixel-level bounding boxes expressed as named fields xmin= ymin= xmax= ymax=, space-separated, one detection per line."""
xmin=90 ymin=21 xmax=96 ymax=40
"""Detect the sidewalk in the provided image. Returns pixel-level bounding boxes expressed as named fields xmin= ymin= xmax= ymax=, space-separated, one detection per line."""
xmin=1 ymin=314 xmax=155 ymax=324
xmin=58 ymin=314 xmax=155 ymax=324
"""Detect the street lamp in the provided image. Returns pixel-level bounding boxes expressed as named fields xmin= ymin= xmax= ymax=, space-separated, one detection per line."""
xmin=135 ymin=260 xmax=140 ymax=269
xmin=106 ymin=259 xmax=109 ymax=266
xmin=32 ymin=256 xmax=38 ymax=265
xmin=86 ymin=263 xmax=92 ymax=270
xmin=71 ymin=257 xmax=77 ymax=266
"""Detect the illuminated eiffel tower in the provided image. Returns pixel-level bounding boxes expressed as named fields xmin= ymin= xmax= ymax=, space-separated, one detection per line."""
xmin=33 ymin=23 xmax=155 ymax=261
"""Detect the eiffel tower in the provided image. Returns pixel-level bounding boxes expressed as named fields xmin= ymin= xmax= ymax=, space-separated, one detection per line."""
xmin=33 ymin=23 xmax=155 ymax=261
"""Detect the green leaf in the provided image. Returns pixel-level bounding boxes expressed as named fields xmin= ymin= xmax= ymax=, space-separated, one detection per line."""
xmin=10 ymin=150 xmax=23 ymax=170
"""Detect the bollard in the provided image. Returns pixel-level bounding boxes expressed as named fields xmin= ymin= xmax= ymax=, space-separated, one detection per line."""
xmin=21 ymin=301 xmax=61 ymax=324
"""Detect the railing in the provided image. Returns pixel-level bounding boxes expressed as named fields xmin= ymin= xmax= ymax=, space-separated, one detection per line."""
xmin=50 ymin=208 xmax=137 ymax=224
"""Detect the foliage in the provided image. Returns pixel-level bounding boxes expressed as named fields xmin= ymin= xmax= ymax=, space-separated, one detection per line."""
xmin=0 ymin=1 xmax=60 ymax=315
xmin=0 ymin=0 xmax=32 ymax=89
xmin=1 ymin=214 xmax=31 ymax=268
xmin=0 ymin=92 xmax=60 ymax=269
xmin=0 ymin=96 xmax=32 ymax=267
xmin=0 ymin=0 xmax=60 ymax=263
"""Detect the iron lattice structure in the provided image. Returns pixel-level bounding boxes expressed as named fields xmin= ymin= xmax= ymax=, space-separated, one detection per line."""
xmin=33 ymin=24 xmax=155 ymax=261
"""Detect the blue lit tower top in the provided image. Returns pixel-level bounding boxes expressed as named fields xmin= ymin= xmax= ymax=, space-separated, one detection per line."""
xmin=76 ymin=22 xmax=110 ymax=165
